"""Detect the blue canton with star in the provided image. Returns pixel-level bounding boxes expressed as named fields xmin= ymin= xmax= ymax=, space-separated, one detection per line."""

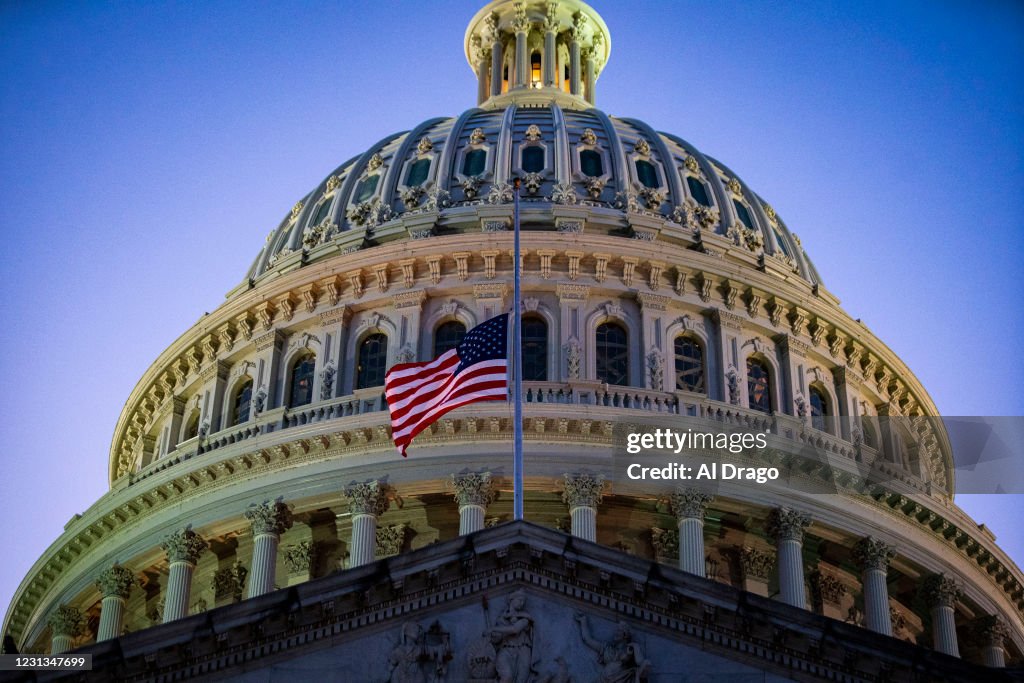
xmin=455 ymin=314 xmax=508 ymax=374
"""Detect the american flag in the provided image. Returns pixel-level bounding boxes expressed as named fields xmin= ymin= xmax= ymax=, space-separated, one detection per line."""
xmin=385 ymin=313 xmax=508 ymax=456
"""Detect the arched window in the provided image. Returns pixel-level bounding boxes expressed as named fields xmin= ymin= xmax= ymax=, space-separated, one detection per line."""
xmin=862 ymin=419 xmax=878 ymax=449
xmin=686 ymin=176 xmax=711 ymax=207
xmin=406 ymin=158 xmax=430 ymax=187
xmin=355 ymin=175 xmax=379 ymax=202
xmin=356 ymin=333 xmax=388 ymax=389
xmin=772 ymin=226 xmax=792 ymax=257
xmin=289 ymin=353 xmax=316 ymax=408
xmin=522 ymin=316 xmax=548 ymax=381
xmin=522 ymin=146 xmax=544 ymax=173
xmin=232 ymin=378 xmax=253 ymax=426
xmin=809 ymin=386 xmax=829 ymax=432
xmin=746 ymin=358 xmax=772 ymax=413
xmin=463 ymin=149 xmax=486 ymax=176
xmin=580 ymin=149 xmax=603 ymax=177
xmin=733 ymin=200 xmax=754 ymax=229
xmin=312 ymin=197 xmax=333 ymax=225
xmin=596 ymin=322 xmax=628 ymax=386
xmin=635 ymin=159 xmax=659 ymax=188
xmin=674 ymin=336 xmax=705 ymax=393
xmin=434 ymin=321 xmax=466 ymax=357
xmin=183 ymin=410 xmax=200 ymax=441
xmin=530 ymin=52 xmax=542 ymax=86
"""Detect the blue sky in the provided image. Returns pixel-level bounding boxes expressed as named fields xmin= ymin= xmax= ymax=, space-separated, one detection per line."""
xmin=1 ymin=0 xmax=1021 ymax=626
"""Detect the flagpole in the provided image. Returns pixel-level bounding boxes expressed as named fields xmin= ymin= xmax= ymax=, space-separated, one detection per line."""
xmin=512 ymin=177 xmax=524 ymax=521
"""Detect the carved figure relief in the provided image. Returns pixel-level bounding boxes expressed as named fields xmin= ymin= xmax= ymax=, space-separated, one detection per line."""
xmin=575 ymin=615 xmax=651 ymax=682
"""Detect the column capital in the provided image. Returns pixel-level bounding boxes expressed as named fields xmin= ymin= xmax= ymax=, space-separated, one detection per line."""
xmin=737 ymin=546 xmax=775 ymax=580
xmin=160 ymin=526 xmax=208 ymax=565
xmin=452 ymin=472 xmax=496 ymax=508
xmin=853 ymin=536 xmax=895 ymax=571
xmin=284 ymin=540 xmax=321 ymax=574
xmin=975 ymin=614 xmax=1010 ymax=647
xmin=95 ymin=565 xmax=137 ymax=599
xmin=669 ymin=488 xmax=713 ymax=520
xmin=244 ymin=498 xmax=294 ymax=536
xmin=921 ymin=573 xmax=963 ymax=608
xmin=212 ymin=562 xmax=248 ymax=602
xmin=766 ymin=507 xmax=811 ymax=542
xmin=345 ymin=480 xmax=391 ymax=517
xmin=562 ymin=473 xmax=605 ymax=509
xmin=47 ymin=605 xmax=83 ymax=638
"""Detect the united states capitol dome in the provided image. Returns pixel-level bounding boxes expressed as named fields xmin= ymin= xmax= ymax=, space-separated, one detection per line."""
xmin=4 ymin=0 xmax=1021 ymax=677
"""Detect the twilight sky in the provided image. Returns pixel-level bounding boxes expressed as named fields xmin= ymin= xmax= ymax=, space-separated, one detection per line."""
xmin=1 ymin=0 xmax=1022 ymax=628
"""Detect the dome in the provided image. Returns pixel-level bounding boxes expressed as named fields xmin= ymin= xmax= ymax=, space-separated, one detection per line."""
xmin=4 ymin=0 xmax=1021 ymax=673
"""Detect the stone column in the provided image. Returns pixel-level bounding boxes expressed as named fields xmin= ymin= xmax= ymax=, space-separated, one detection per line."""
xmin=670 ymin=488 xmax=713 ymax=576
xmin=346 ymin=480 xmax=390 ymax=567
xmin=766 ymin=507 xmax=811 ymax=609
xmin=95 ymin=565 xmax=137 ymax=641
xmin=542 ymin=6 xmax=558 ymax=87
xmin=488 ymin=17 xmax=503 ymax=97
xmin=47 ymin=605 xmax=82 ymax=654
xmin=977 ymin=615 xmax=1009 ymax=668
xmin=853 ymin=536 xmax=895 ymax=636
xmin=569 ymin=13 xmax=585 ymax=96
xmin=160 ymin=526 xmax=208 ymax=623
xmin=244 ymin=498 xmax=294 ymax=598
xmin=452 ymin=472 xmax=496 ymax=535
xmin=922 ymin=573 xmax=962 ymax=657
xmin=582 ymin=47 xmax=595 ymax=104
xmin=562 ymin=473 xmax=604 ymax=542
xmin=512 ymin=2 xmax=529 ymax=88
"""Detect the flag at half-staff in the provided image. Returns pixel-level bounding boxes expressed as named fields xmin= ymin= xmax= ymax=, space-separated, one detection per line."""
xmin=385 ymin=313 xmax=509 ymax=457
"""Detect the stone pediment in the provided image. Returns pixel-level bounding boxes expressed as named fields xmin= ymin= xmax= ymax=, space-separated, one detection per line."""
xmin=69 ymin=523 xmax=989 ymax=682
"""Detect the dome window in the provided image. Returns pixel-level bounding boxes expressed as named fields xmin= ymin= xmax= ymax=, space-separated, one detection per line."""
xmin=356 ymin=333 xmax=388 ymax=390
xmin=434 ymin=321 xmax=466 ymax=357
xmin=809 ymin=386 xmax=830 ymax=433
xmin=312 ymin=197 xmax=333 ymax=226
xmin=531 ymin=52 xmax=542 ymax=87
xmin=580 ymin=149 xmax=603 ymax=177
xmin=746 ymin=358 xmax=772 ymax=414
xmin=289 ymin=353 xmax=316 ymax=408
xmin=772 ymin=226 xmax=792 ymax=257
xmin=355 ymin=175 xmax=380 ymax=203
xmin=231 ymin=378 xmax=254 ymax=426
xmin=686 ymin=176 xmax=711 ymax=207
xmin=635 ymin=160 xmax=659 ymax=189
xmin=674 ymin=336 xmax=705 ymax=393
xmin=406 ymin=158 xmax=431 ymax=187
xmin=596 ymin=322 xmax=628 ymax=386
xmin=522 ymin=316 xmax=548 ymax=381
xmin=463 ymin=149 xmax=487 ymax=176
xmin=522 ymin=146 xmax=545 ymax=173
xmin=733 ymin=200 xmax=755 ymax=230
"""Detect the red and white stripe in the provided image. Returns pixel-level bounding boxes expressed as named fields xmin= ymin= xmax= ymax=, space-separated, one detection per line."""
xmin=385 ymin=349 xmax=507 ymax=456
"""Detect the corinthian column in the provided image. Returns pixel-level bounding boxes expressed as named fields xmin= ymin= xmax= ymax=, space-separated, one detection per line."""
xmin=977 ymin=615 xmax=1009 ymax=668
xmin=853 ymin=536 xmax=895 ymax=636
xmin=48 ymin=605 xmax=83 ymax=654
xmin=562 ymin=473 xmax=604 ymax=542
xmin=95 ymin=565 xmax=137 ymax=641
xmin=512 ymin=2 xmax=529 ymax=88
xmin=569 ymin=13 xmax=585 ymax=96
xmin=670 ymin=488 xmax=713 ymax=576
xmin=922 ymin=573 xmax=962 ymax=657
xmin=542 ymin=3 xmax=558 ymax=87
xmin=244 ymin=498 xmax=293 ymax=598
xmin=160 ymin=526 xmax=208 ymax=623
xmin=486 ymin=14 xmax=503 ymax=97
xmin=582 ymin=47 xmax=595 ymax=104
xmin=452 ymin=472 xmax=495 ymax=535
xmin=346 ymin=480 xmax=390 ymax=567
xmin=766 ymin=507 xmax=811 ymax=609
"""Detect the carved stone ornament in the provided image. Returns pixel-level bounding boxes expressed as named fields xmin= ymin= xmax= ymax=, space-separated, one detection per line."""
xmin=95 ymin=564 xmax=137 ymax=599
xmin=400 ymin=185 xmax=425 ymax=210
xmin=613 ymin=189 xmax=639 ymax=213
xmin=580 ymin=128 xmax=598 ymax=146
xmin=283 ymin=540 xmax=320 ymax=574
xmin=684 ymin=155 xmax=700 ymax=173
xmin=487 ymin=182 xmax=514 ymax=204
xmin=738 ymin=546 xmax=775 ymax=580
xmin=565 ymin=338 xmax=582 ymax=379
xmin=376 ymin=524 xmax=408 ymax=558
xmin=367 ymin=152 xmax=384 ymax=171
xmin=669 ymin=488 xmax=713 ymax=519
xmin=47 ymin=604 xmax=84 ymax=638
xmin=213 ymin=561 xmax=248 ymax=601
xmin=252 ymin=386 xmax=267 ymax=416
xmin=346 ymin=480 xmax=390 ymax=517
xmin=634 ymin=138 xmax=651 ymax=156
xmin=416 ymin=137 xmax=433 ymax=154
xmin=763 ymin=202 xmax=777 ymax=223
xmin=524 ymin=123 xmax=542 ymax=142
xmin=523 ymin=171 xmax=544 ymax=195
xmin=765 ymin=507 xmax=811 ymax=543
xmin=976 ymin=614 xmax=1010 ymax=647
xmin=562 ymin=473 xmax=605 ymax=508
xmin=638 ymin=187 xmax=664 ymax=210
xmin=469 ymin=127 xmax=486 ymax=144
xmin=325 ymin=174 xmax=342 ymax=192
xmin=160 ymin=526 xmax=208 ymax=565
xmin=727 ymin=178 xmax=742 ymax=195
xmin=550 ymin=181 xmax=578 ymax=205
xmin=452 ymin=471 xmax=496 ymax=507
xmin=290 ymin=201 xmax=304 ymax=220
xmin=245 ymin=498 xmax=294 ymax=536
xmin=582 ymin=175 xmax=605 ymax=198
xmin=725 ymin=366 xmax=740 ymax=405
xmin=387 ymin=620 xmax=452 ymax=682
xmin=396 ymin=344 xmax=415 ymax=364
xmin=511 ymin=0 xmax=530 ymax=32
xmin=320 ymin=362 xmax=335 ymax=400
xmin=461 ymin=175 xmax=484 ymax=199
xmin=853 ymin=536 xmax=895 ymax=571
xmin=921 ymin=573 xmax=963 ymax=608
xmin=810 ymin=570 xmax=847 ymax=605
xmin=646 ymin=347 xmax=664 ymax=389
xmin=651 ymin=527 xmax=679 ymax=560
xmin=424 ymin=185 xmax=451 ymax=211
